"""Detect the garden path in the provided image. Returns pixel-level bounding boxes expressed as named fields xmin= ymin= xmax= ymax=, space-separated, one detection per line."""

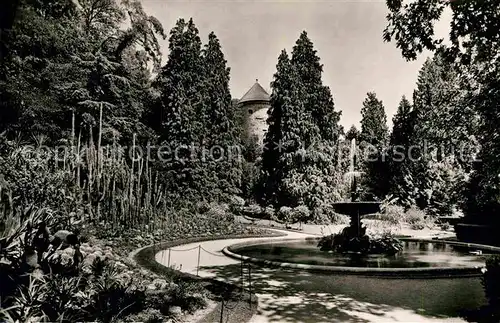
xmin=155 ymin=229 xmax=469 ymax=323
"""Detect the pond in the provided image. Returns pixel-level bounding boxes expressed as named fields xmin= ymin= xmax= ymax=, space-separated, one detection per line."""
xmin=233 ymin=239 xmax=488 ymax=268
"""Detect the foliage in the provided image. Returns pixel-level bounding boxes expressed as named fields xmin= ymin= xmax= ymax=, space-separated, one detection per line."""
xmin=359 ymin=92 xmax=388 ymax=149
xmin=345 ymin=125 xmax=360 ymax=141
xmin=376 ymin=203 xmax=435 ymax=230
xmin=463 ymin=77 xmax=500 ymax=224
xmin=0 ymin=0 xmax=164 ymax=143
xmin=259 ymin=34 xmax=343 ymax=219
xmin=387 ymin=96 xmax=415 ymax=205
xmin=291 ymin=31 xmax=342 ymax=144
xmin=384 ymin=0 xmax=498 ymax=221
xmin=359 ymin=92 xmax=389 ymax=199
xmin=318 ymin=227 xmax=402 ymax=255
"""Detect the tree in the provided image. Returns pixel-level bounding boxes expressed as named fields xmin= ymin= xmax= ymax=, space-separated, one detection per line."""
xmin=152 ymin=18 xmax=207 ymax=198
xmin=359 ymin=92 xmax=388 ymax=149
xmin=384 ymin=0 xmax=500 ymax=70
xmin=291 ymin=31 xmax=342 ymax=145
xmin=383 ymin=0 xmax=498 ymax=220
xmin=260 ymin=43 xmax=342 ymax=219
xmin=359 ymin=92 xmax=389 ymax=199
xmin=408 ymin=54 xmax=473 ymax=212
xmin=201 ymin=31 xmax=240 ymax=196
xmin=345 ymin=125 xmax=360 ymax=142
xmin=0 ymin=0 xmax=164 ymax=143
xmin=260 ymin=50 xmax=295 ymax=205
xmin=387 ymin=96 xmax=416 ymax=207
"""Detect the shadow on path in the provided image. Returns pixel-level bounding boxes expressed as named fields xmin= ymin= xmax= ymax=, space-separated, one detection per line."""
xmin=200 ymin=263 xmax=485 ymax=322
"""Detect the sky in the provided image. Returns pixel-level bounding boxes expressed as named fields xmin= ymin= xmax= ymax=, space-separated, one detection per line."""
xmin=141 ymin=0 xmax=450 ymax=129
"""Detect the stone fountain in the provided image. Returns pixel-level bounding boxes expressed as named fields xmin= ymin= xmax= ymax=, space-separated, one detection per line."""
xmin=318 ymin=139 xmax=402 ymax=255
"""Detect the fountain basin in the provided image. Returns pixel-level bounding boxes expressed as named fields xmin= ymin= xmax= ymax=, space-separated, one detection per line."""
xmin=332 ymin=201 xmax=381 ymax=216
xmin=223 ymin=237 xmax=500 ymax=278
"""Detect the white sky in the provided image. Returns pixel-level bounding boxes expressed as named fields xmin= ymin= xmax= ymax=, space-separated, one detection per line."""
xmin=141 ymin=0 xmax=451 ymax=129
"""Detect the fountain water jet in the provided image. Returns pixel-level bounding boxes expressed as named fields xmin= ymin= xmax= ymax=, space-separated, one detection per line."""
xmin=318 ymin=138 xmax=402 ymax=255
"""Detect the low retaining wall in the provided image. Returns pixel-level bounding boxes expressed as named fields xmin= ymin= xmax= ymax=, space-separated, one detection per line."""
xmin=223 ymin=237 xmax=499 ymax=279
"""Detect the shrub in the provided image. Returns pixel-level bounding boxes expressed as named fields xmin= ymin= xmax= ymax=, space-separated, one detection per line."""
xmin=292 ymin=205 xmax=310 ymax=223
xmin=404 ymin=207 xmax=434 ymax=230
xmin=263 ymin=205 xmax=275 ymax=219
xmin=376 ymin=204 xmax=405 ymax=226
xmin=311 ymin=204 xmax=349 ymax=225
xmin=277 ymin=206 xmax=294 ymax=224
xmin=166 ymin=281 xmax=207 ymax=314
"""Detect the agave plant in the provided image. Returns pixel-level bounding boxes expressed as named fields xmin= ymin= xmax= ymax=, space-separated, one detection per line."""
xmin=0 ymin=206 xmax=53 ymax=268
xmin=7 ymin=274 xmax=49 ymax=322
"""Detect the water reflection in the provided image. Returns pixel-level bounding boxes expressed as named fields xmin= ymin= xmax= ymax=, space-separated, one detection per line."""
xmin=236 ymin=240 xmax=489 ymax=268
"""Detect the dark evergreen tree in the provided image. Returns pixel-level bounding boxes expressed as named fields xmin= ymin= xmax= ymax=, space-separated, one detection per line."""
xmin=359 ymin=92 xmax=388 ymax=149
xmin=291 ymin=31 xmax=342 ymax=145
xmin=408 ymin=54 xmax=473 ymax=213
xmin=383 ymin=0 xmax=496 ymax=220
xmin=153 ymin=18 xmax=207 ymax=198
xmin=387 ymin=96 xmax=416 ymax=206
xmin=359 ymin=92 xmax=389 ymax=199
xmin=345 ymin=125 xmax=360 ymax=142
xmin=260 ymin=50 xmax=294 ymax=205
xmin=201 ymin=31 xmax=240 ymax=196
xmin=260 ymin=45 xmax=341 ymax=217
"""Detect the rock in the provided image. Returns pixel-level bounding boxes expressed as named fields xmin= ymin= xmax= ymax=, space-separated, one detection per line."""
xmin=169 ymin=306 xmax=182 ymax=316
xmin=230 ymin=195 xmax=246 ymax=207
xmin=147 ymin=283 xmax=157 ymax=290
xmin=114 ymin=261 xmax=127 ymax=268
xmin=152 ymin=278 xmax=168 ymax=289
xmin=167 ymin=282 xmax=178 ymax=290
xmin=134 ymin=235 xmax=144 ymax=241
xmin=50 ymin=230 xmax=79 ymax=249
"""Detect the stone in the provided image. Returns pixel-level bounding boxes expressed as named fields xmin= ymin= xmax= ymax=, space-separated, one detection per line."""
xmin=169 ymin=306 xmax=182 ymax=316
xmin=50 ymin=230 xmax=79 ymax=249
xmin=152 ymin=278 xmax=168 ymax=289
xmin=230 ymin=195 xmax=246 ymax=206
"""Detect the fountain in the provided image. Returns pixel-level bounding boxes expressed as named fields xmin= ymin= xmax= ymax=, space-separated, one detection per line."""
xmin=317 ymin=138 xmax=402 ymax=255
xmin=222 ymin=137 xmax=498 ymax=279
xmin=218 ymin=139 xmax=500 ymax=320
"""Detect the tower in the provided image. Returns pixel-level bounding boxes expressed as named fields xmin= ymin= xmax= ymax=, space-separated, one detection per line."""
xmin=238 ymin=79 xmax=270 ymax=146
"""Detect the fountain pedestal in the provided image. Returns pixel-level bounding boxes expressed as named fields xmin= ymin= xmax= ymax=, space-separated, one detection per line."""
xmin=331 ymin=201 xmax=381 ymax=236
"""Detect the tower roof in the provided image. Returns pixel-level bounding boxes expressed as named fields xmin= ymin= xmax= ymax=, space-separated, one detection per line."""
xmin=239 ymin=79 xmax=270 ymax=104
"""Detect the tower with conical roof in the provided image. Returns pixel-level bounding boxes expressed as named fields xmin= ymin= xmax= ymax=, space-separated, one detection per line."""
xmin=238 ymin=79 xmax=270 ymax=147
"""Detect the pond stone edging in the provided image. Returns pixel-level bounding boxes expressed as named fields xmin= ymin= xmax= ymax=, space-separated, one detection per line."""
xmin=222 ymin=237 xmax=495 ymax=279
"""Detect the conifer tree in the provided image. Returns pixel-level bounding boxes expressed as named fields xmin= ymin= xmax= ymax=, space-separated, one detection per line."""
xmin=261 ymin=46 xmax=341 ymax=216
xmin=345 ymin=125 xmax=360 ymax=142
xmin=359 ymin=92 xmax=388 ymax=149
xmin=387 ymin=96 xmax=416 ymax=206
xmin=153 ymin=18 xmax=206 ymax=198
xmin=359 ymin=92 xmax=389 ymax=199
xmin=409 ymin=54 xmax=475 ymax=212
xmin=291 ymin=31 xmax=342 ymax=145
xmin=201 ymin=31 xmax=240 ymax=196
xmin=261 ymin=50 xmax=294 ymax=205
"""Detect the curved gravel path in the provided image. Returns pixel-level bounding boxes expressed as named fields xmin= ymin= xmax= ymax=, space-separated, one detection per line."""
xmin=155 ymin=229 xmax=476 ymax=323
